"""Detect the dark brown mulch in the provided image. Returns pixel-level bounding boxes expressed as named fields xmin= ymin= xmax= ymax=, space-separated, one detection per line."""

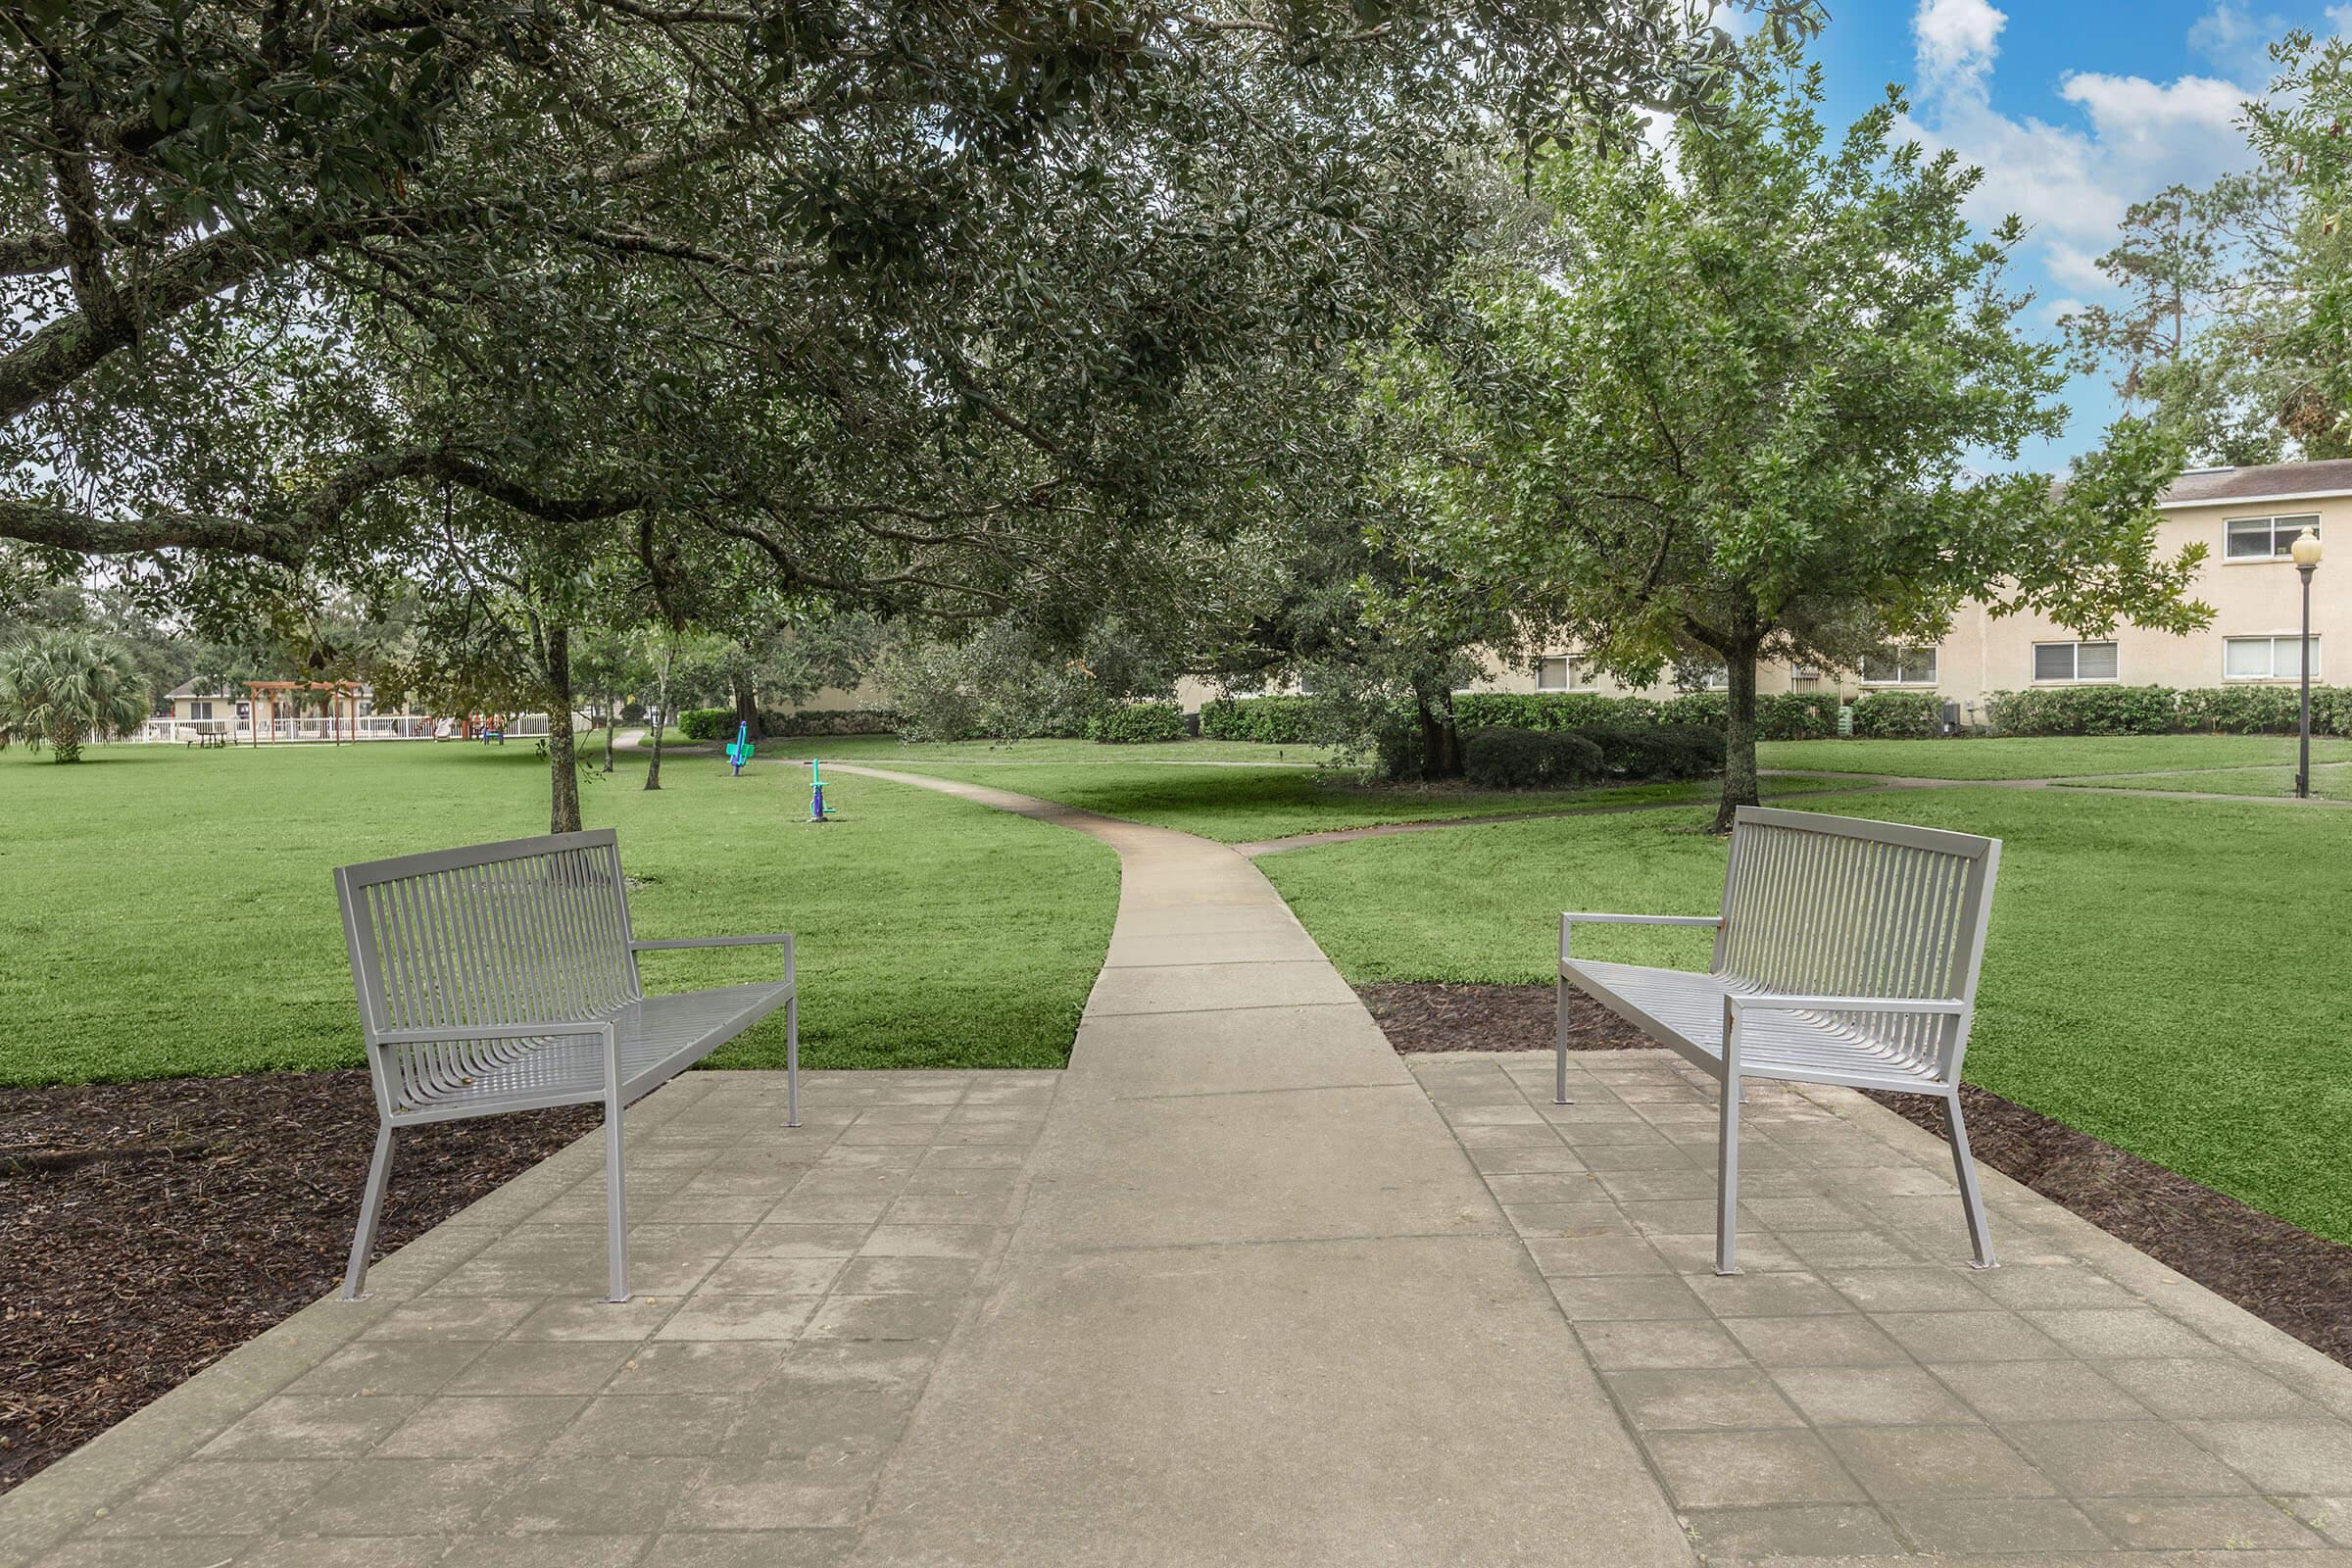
xmin=1360 ymin=980 xmax=1658 ymax=1053
xmin=1361 ymin=979 xmax=2352 ymax=1371
xmin=0 ymin=1071 xmax=597 ymax=1494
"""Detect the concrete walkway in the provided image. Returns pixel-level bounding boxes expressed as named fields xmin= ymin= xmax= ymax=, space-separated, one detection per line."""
xmin=824 ymin=766 xmax=1693 ymax=1566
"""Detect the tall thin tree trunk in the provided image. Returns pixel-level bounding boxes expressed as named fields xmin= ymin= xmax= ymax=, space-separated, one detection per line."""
xmin=1714 ymin=647 xmax=1762 ymax=834
xmin=645 ymin=641 xmax=673 ymax=792
xmin=734 ymin=678 xmax=761 ymax=741
xmin=541 ymin=621 xmax=583 ymax=834
xmin=603 ymin=690 xmax=616 ymax=773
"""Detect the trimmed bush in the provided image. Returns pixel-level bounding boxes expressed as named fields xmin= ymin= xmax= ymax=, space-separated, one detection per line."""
xmin=620 ymin=700 xmax=646 ymax=724
xmin=1569 ymin=723 xmax=1725 ymax=780
xmin=1849 ymin=690 xmax=1941 ymax=738
xmin=1463 ymin=727 xmax=1605 ymax=789
xmin=679 ymin=707 xmax=734 ymax=741
xmin=1086 ymin=701 xmax=1185 ymax=744
xmin=1657 ymin=691 xmax=1730 ymax=729
xmin=1451 ymin=691 xmax=1664 ymax=731
xmin=1982 ymin=684 xmax=2175 ymax=736
xmin=763 ymin=708 xmax=898 ymax=737
xmin=1199 ymin=695 xmax=1322 ymax=744
xmin=1755 ymin=691 xmax=1840 ymax=740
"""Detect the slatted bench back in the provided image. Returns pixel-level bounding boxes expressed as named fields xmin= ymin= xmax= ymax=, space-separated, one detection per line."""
xmin=1717 ymin=808 xmax=2000 ymax=1079
xmin=334 ymin=830 xmax=641 ymax=1046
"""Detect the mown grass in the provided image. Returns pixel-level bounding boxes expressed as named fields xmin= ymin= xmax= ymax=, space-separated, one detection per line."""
xmin=1260 ymin=788 xmax=2352 ymax=1245
xmin=1759 ymin=734 xmax=2352 ymax=780
xmin=0 ymin=743 xmax=1116 ymax=1085
xmin=2056 ymin=763 xmax=2352 ymax=802
xmin=767 ymin=738 xmax=1872 ymax=844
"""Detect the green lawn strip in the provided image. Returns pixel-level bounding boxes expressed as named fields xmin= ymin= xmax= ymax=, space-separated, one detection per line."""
xmin=1760 ymin=734 xmax=2352 ymax=780
xmin=2053 ymin=763 xmax=2352 ymax=802
xmin=769 ymin=734 xmax=1338 ymax=768
xmin=1261 ymin=789 xmax=2352 ymax=1246
xmin=826 ymin=756 xmax=1873 ymax=844
xmin=0 ymin=745 xmax=1116 ymax=1085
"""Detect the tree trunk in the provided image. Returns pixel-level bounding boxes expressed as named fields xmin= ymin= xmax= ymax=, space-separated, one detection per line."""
xmin=50 ymin=721 xmax=82 ymax=763
xmin=733 ymin=679 xmax=762 ymax=741
xmin=541 ymin=621 xmax=583 ymax=834
xmin=1414 ymin=683 xmax=1464 ymax=780
xmin=1713 ymin=647 xmax=1762 ymax=834
xmin=645 ymin=642 xmax=673 ymax=791
xmin=603 ymin=690 xmax=616 ymax=773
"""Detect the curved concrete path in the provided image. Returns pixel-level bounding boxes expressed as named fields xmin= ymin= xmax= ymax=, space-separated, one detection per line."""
xmin=826 ymin=764 xmax=1693 ymax=1567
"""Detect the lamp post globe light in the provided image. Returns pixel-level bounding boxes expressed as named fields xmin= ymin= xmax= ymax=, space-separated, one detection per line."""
xmin=2293 ymin=526 xmax=2323 ymax=799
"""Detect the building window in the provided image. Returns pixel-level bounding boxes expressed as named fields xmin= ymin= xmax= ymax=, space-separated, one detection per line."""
xmin=2226 ymin=514 xmax=2321 ymax=561
xmin=1676 ymin=662 xmax=1730 ymax=692
xmin=1535 ymin=655 xmax=1591 ymax=691
xmin=1859 ymin=646 xmax=1937 ymax=686
xmin=189 ymin=701 xmax=214 ymax=720
xmin=2033 ymin=641 xmax=2120 ymax=683
xmin=2224 ymin=635 xmax=2320 ymax=681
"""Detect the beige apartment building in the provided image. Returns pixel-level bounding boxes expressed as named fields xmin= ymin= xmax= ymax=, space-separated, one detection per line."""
xmin=1463 ymin=459 xmax=2340 ymax=724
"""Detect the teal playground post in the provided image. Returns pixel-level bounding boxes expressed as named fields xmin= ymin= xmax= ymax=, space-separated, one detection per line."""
xmin=725 ymin=720 xmax=754 ymax=776
xmin=808 ymin=758 xmax=834 ymax=822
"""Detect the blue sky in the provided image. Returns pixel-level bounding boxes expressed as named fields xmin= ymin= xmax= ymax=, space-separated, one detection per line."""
xmin=1754 ymin=0 xmax=2349 ymax=468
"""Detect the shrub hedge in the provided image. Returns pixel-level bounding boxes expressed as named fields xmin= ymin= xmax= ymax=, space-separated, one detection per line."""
xmin=1085 ymin=702 xmax=1186 ymax=744
xmin=1199 ymin=695 xmax=1323 ymax=744
xmin=1572 ymin=723 xmax=1727 ymax=780
xmin=1987 ymin=683 xmax=2352 ymax=737
xmin=1850 ymin=690 xmax=1941 ymax=738
xmin=679 ymin=707 xmax=734 ymax=741
xmin=681 ymin=707 xmax=899 ymax=740
xmin=1463 ymin=728 xmax=1605 ymax=789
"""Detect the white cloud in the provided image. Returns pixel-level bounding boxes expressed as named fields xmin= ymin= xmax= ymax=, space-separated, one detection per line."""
xmin=2188 ymin=3 xmax=2287 ymax=79
xmin=2334 ymin=3 xmax=2352 ymax=34
xmin=1913 ymin=0 xmax=2006 ymax=96
xmin=1899 ymin=0 xmax=2259 ymax=271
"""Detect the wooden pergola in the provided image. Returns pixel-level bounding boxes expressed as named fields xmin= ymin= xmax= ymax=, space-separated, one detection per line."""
xmin=244 ymin=680 xmax=366 ymax=744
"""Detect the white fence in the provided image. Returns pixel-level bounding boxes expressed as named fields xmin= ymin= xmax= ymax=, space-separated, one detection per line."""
xmin=135 ymin=712 xmax=573 ymax=745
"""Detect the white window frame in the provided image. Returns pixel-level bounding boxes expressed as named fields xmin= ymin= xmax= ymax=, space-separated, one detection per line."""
xmin=2031 ymin=641 xmax=2121 ymax=685
xmin=2222 ymin=634 xmax=2321 ymax=682
xmin=1534 ymin=655 xmax=1593 ymax=692
xmin=2224 ymin=513 xmax=2322 ymax=564
xmin=1857 ymin=646 xmax=1938 ymax=687
xmin=1676 ymin=662 xmax=1730 ymax=692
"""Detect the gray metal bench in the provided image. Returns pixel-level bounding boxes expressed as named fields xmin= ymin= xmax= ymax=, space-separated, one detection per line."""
xmin=333 ymin=828 xmax=798 ymax=1302
xmin=1558 ymin=807 xmax=2001 ymax=1276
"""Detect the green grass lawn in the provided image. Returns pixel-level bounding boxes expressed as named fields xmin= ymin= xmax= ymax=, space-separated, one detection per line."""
xmin=1759 ymin=733 xmax=2352 ymax=780
xmin=2055 ymin=762 xmax=2352 ymax=801
xmin=0 ymin=743 xmax=1116 ymax=1085
xmin=1262 ymin=789 xmax=2352 ymax=1245
xmin=762 ymin=737 xmax=1872 ymax=844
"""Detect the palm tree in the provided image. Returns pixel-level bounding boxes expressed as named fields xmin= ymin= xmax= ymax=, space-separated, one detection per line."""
xmin=0 ymin=631 xmax=152 ymax=761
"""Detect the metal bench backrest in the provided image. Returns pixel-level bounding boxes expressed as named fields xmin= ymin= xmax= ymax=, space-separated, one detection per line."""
xmin=1717 ymin=807 xmax=2000 ymax=1080
xmin=334 ymin=830 xmax=642 ymax=1051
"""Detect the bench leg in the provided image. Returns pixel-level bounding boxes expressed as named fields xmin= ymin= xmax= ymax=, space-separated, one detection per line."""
xmin=342 ymin=1122 xmax=397 ymax=1301
xmin=1553 ymin=979 xmax=1572 ymax=1105
xmin=1944 ymin=1091 xmax=1997 ymax=1270
xmin=786 ymin=993 xmax=801 ymax=1130
xmin=1715 ymin=1074 xmax=1741 ymax=1276
xmin=604 ymin=1091 xmax=630 ymax=1303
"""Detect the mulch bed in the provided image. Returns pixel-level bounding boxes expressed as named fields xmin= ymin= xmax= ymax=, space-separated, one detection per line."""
xmin=0 ymin=1072 xmax=596 ymax=1494
xmin=1364 ymin=980 xmax=2352 ymax=1370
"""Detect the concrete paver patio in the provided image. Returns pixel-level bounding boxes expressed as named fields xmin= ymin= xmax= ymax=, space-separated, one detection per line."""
xmin=6 ymin=770 xmax=2352 ymax=1565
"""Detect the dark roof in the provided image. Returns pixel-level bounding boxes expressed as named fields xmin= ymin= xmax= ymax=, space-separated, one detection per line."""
xmin=166 ymin=679 xmax=234 ymax=699
xmin=2159 ymin=460 xmax=2352 ymax=508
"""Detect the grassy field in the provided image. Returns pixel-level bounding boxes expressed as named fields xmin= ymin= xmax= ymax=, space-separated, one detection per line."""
xmin=1758 ymin=733 xmax=2352 ymax=779
xmin=0 ymin=744 xmax=1116 ymax=1085
xmin=2056 ymin=763 xmax=2352 ymax=801
xmin=1261 ymin=788 xmax=2352 ymax=1246
xmin=751 ymin=736 xmax=1872 ymax=844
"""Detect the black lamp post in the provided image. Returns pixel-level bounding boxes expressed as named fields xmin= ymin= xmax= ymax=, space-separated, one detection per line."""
xmin=2293 ymin=526 xmax=2324 ymax=798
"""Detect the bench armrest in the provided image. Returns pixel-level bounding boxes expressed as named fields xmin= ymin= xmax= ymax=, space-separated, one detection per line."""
xmin=1562 ymin=912 xmax=1720 ymax=959
xmin=1727 ymin=994 xmax=1966 ymax=1016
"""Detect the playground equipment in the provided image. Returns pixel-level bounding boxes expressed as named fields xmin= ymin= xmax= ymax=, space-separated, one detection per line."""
xmin=808 ymin=758 xmax=835 ymax=822
xmin=725 ymin=721 xmax=754 ymax=776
